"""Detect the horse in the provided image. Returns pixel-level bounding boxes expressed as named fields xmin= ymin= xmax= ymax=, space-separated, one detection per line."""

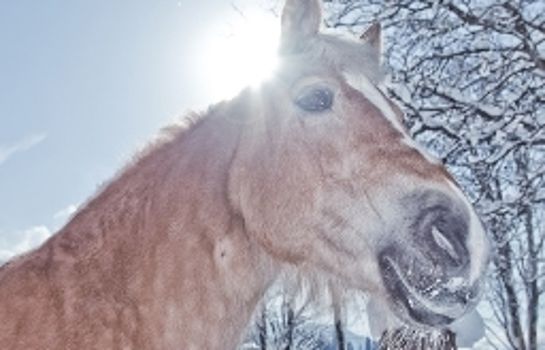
xmin=0 ymin=0 xmax=489 ymax=349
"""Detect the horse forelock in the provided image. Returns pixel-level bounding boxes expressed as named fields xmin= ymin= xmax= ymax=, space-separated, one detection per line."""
xmin=280 ymin=32 xmax=383 ymax=83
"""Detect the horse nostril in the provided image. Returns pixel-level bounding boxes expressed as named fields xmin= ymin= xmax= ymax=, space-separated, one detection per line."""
xmin=431 ymin=225 xmax=460 ymax=262
xmin=406 ymin=190 xmax=472 ymax=271
xmin=426 ymin=214 xmax=470 ymax=270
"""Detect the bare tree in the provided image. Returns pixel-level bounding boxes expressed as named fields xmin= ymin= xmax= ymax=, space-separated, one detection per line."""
xmin=324 ymin=1 xmax=545 ymax=349
xmin=240 ymin=285 xmax=329 ymax=350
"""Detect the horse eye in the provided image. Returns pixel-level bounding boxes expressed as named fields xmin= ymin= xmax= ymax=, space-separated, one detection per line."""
xmin=295 ymin=86 xmax=334 ymax=112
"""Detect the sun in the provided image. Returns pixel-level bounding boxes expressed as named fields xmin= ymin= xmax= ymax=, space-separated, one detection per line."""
xmin=202 ymin=10 xmax=280 ymax=101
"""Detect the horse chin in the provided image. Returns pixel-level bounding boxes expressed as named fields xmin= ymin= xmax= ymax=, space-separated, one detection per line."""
xmin=378 ymin=249 xmax=480 ymax=328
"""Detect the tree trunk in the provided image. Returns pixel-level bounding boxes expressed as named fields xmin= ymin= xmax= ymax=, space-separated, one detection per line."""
xmin=526 ymin=205 xmax=538 ymax=350
xmin=283 ymin=297 xmax=294 ymax=350
xmin=259 ymin=304 xmax=267 ymax=350
xmin=517 ymin=149 xmax=539 ymax=350
xmin=335 ymin=319 xmax=346 ymax=350
xmin=496 ymin=240 xmax=527 ymax=350
xmin=331 ymin=286 xmax=345 ymax=350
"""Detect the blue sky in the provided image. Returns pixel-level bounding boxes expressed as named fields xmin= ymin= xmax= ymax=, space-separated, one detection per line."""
xmin=0 ymin=0 xmax=279 ymax=259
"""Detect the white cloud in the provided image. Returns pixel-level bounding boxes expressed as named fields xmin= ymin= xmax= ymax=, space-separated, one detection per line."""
xmin=0 ymin=225 xmax=52 ymax=263
xmin=0 ymin=202 xmax=80 ymax=264
xmin=53 ymin=204 xmax=78 ymax=222
xmin=0 ymin=132 xmax=47 ymax=166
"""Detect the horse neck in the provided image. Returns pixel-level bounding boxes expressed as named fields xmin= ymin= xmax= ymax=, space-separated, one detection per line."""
xmin=11 ymin=108 xmax=279 ymax=348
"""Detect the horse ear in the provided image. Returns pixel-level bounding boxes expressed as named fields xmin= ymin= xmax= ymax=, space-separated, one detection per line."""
xmin=280 ymin=0 xmax=322 ymax=54
xmin=360 ymin=22 xmax=382 ymax=62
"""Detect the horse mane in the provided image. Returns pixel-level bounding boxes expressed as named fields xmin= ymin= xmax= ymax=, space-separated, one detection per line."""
xmin=0 ymin=100 xmax=238 ymax=273
xmin=76 ymin=101 xmax=229 ymax=220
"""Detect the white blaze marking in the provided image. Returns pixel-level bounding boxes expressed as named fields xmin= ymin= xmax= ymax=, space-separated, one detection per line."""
xmin=343 ymin=73 xmax=489 ymax=290
xmin=344 ymin=73 xmax=403 ymax=130
xmin=343 ymin=73 xmax=441 ymax=165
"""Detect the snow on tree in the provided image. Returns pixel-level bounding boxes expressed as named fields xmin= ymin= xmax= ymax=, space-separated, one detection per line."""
xmin=322 ymin=0 xmax=545 ymax=349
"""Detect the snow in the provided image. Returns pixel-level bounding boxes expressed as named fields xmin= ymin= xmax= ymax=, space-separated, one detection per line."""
xmin=449 ymin=309 xmax=486 ymax=348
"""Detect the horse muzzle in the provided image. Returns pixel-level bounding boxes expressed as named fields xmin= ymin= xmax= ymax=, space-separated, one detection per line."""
xmin=377 ymin=190 xmax=488 ymax=326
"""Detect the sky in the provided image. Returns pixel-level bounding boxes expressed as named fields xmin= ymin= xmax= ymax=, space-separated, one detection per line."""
xmin=0 ymin=0 xmax=280 ymax=260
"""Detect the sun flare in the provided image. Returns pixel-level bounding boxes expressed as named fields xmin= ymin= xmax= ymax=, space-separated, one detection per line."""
xmin=202 ymin=11 xmax=280 ymax=101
